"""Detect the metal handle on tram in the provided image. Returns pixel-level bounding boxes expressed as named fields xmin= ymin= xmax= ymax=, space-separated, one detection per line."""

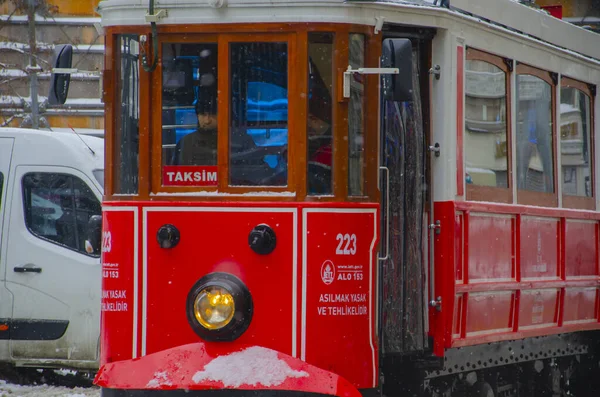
xmin=378 ymin=166 xmax=390 ymax=261
xmin=428 ymin=144 xmax=441 ymax=311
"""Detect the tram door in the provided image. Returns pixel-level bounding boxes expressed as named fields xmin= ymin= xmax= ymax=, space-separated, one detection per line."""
xmin=379 ymin=37 xmax=430 ymax=355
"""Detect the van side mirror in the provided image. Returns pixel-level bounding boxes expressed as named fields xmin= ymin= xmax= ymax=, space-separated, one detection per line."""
xmin=85 ymin=215 xmax=103 ymax=255
xmin=48 ymin=44 xmax=73 ymax=105
xmin=381 ymin=39 xmax=413 ymax=102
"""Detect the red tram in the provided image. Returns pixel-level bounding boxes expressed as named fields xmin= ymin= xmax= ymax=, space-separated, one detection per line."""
xmin=51 ymin=0 xmax=600 ymax=395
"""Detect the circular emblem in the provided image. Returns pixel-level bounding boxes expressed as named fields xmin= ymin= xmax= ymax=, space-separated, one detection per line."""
xmin=321 ymin=260 xmax=335 ymax=285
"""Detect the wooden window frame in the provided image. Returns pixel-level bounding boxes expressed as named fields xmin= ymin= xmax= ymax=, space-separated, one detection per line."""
xmin=465 ymin=48 xmax=513 ymax=203
xmin=106 ymin=23 xmax=379 ymax=202
xmin=151 ymin=33 xmax=296 ymax=195
xmin=560 ymin=76 xmax=595 ymax=210
xmin=516 ymin=62 xmax=558 ymax=208
xmin=105 ymin=27 xmax=151 ymax=201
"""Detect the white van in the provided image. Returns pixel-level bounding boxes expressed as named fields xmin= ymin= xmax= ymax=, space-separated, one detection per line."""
xmin=0 ymin=127 xmax=103 ymax=370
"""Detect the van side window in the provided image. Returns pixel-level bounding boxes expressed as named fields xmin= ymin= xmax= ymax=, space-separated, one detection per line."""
xmin=22 ymin=173 xmax=102 ymax=256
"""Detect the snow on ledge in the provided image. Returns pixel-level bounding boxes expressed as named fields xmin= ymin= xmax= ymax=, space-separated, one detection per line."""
xmin=147 ymin=371 xmax=173 ymax=389
xmin=192 ymin=346 xmax=308 ymax=388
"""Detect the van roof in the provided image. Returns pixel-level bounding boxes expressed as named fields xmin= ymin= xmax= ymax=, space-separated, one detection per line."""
xmin=0 ymin=127 xmax=104 ymax=182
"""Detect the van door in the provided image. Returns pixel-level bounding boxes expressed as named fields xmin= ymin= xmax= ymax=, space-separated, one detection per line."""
xmin=0 ymin=138 xmax=15 ymax=342
xmin=5 ymin=165 xmax=101 ymax=364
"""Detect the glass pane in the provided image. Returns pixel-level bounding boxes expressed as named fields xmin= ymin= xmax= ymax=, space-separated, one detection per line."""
xmin=561 ymin=87 xmax=592 ymax=197
xmin=115 ymin=35 xmax=140 ymax=194
xmin=348 ymin=34 xmax=365 ymax=196
xmin=516 ymin=75 xmax=554 ymax=193
xmin=23 ymin=173 xmax=72 ymax=246
xmin=229 ymin=42 xmax=288 ymax=186
xmin=0 ymin=172 xmax=3 ymax=207
xmin=162 ymin=43 xmax=218 ymax=168
xmin=22 ymin=173 xmax=101 ymax=256
xmin=464 ymin=60 xmax=508 ymax=188
xmin=307 ymin=33 xmax=334 ymax=195
xmin=73 ymin=178 xmax=102 ymax=255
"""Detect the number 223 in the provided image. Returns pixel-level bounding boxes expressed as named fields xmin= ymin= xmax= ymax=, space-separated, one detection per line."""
xmin=336 ymin=233 xmax=357 ymax=255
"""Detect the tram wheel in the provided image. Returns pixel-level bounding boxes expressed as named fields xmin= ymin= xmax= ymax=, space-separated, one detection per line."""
xmin=471 ymin=381 xmax=494 ymax=397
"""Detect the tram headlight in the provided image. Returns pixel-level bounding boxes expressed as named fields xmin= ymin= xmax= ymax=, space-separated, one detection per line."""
xmin=186 ymin=273 xmax=253 ymax=342
xmin=193 ymin=286 xmax=235 ymax=330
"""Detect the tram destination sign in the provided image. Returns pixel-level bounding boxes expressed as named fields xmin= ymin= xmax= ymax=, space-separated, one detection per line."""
xmin=163 ymin=166 xmax=218 ymax=187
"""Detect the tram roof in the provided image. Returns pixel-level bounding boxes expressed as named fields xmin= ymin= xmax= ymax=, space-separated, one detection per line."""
xmin=97 ymin=0 xmax=600 ymax=63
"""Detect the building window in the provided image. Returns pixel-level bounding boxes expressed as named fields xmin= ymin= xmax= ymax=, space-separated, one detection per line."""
xmin=22 ymin=173 xmax=102 ymax=256
xmin=465 ymin=48 xmax=512 ymax=203
xmin=561 ymin=78 xmax=595 ymax=209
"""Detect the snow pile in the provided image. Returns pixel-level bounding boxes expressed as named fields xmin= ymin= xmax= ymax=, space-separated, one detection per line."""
xmin=192 ymin=346 xmax=308 ymax=388
xmin=0 ymin=379 xmax=99 ymax=396
xmin=146 ymin=371 xmax=173 ymax=388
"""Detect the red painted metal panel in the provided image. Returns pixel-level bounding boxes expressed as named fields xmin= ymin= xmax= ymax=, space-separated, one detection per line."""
xmin=455 ymin=212 xmax=464 ymax=282
xmin=520 ymin=217 xmax=559 ymax=280
xmin=99 ymin=201 xmax=380 ymax=390
xmin=455 ymin=200 xmax=600 ymax=220
xmin=563 ymin=288 xmax=598 ymax=324
xmin=304 ymin=210 xmax=378 ymax=389
xmin=432 ymin=201 xmax=457 ymax=355
xmin=468 ymin=214 xmax=514 ymax=281
xmin=452 ymin=294 xmax=463 ymax=338
xmin=565 ymin=221 xmax=598 ymax=278
xmin=519 ymin=289 xmax=559 ymax=329
xmin=145 ymin=209 xmax=295 ymax=357
xmin=456 ymin=46 xmax=464 ymax=196
xmin=442 ymin=201 xmax=600 ymax=351
xmin=101 ymin=209 xmax=137 ymax=365
xmin=95 ymin=342 xmax=363 ymax=397
xmin=466 ymin=291 xmax=514 ymax=336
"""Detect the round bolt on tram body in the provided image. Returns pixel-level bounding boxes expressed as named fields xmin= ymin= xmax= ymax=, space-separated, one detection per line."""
xmin=157 ymin=224 xmax=180 ymax=249
xmin=248 ymin=224 xmax=276 ymax=255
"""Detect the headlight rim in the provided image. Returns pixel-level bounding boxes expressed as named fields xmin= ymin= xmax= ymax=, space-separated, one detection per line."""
xmin=186 ymin=272 xmax=253 ymax=342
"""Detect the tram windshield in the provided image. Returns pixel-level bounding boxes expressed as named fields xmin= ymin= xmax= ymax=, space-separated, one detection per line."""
xmin=161 ymin=40 xmax=289 ymax=187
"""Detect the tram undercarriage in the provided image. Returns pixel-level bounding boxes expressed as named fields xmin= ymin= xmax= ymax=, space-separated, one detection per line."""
xmin=383 ymin=332 xmax=600 ymax=396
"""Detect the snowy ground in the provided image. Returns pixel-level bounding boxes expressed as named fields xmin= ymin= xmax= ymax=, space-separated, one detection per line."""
xmin=0 ymin=380 xmax=100 ymax=397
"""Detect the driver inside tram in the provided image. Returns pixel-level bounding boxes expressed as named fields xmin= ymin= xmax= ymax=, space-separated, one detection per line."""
xmin=171 ymin=92 xmax=218 ymax=166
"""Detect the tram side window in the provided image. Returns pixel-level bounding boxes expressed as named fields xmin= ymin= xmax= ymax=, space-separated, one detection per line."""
xmin=464 ymin=58 xmax=509 ymax=189
xmin=307 ymin=32 xmax=334 ymax=195
xmin=561 ymin=85 xmax=592 ymax=198
xmin=516 ymin=72 xmax=554 ymax=194
xmin=22 ymin=173 xmax=102 ymax=257
xmin=162 ymin=43 xmax=218 ymax=168
xmin=229 ymin=42 xmax=288 ymax=187
xmin=114 ymin=35 xmax=140 ymax=194
xmin=348 ymin=34 xmax=365 ymax=196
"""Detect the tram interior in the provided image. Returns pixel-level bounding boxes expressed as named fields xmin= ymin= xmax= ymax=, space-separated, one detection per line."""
xmin=160 ymin=40 xmax=335 ymax=190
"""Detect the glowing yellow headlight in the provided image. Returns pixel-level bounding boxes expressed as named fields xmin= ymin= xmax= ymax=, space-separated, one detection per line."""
xmin=193 ymin=286 xmax=235 ymax=330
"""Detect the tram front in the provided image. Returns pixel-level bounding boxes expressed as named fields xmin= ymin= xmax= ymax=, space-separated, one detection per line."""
xmin=76 ymin=2 xmax=413 ymax=396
